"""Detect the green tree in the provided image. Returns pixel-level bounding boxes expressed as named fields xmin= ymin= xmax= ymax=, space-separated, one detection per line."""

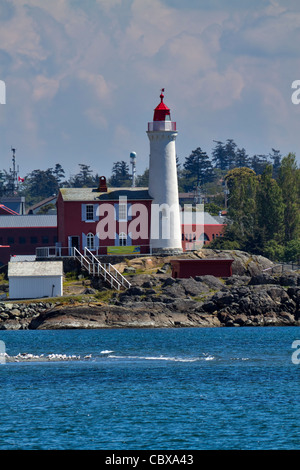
xmin=256 ymin=165 xmax=285 ymax=245
xmin=183 ymin=147 xmax=214 ymax=191
xmin=269 ymin=148 xmax=281 ymax=178
xmin=21 ymin=169 xmax=59 ymax=205
xmin=284 ymin=239 xmax=300 ymax=262
xmin=250 ymin=154 xmax=270 ymax=175
xmin=212 ymin=140 xmax=227 ymax=170
xmin=235 ymin=147 xmax=250 ymax=168
xmin=224 ymin=167 xmax=258 ymax=245
xmin=52 ymin=163 xmax=65 ymax=186
xmin=68 ymin=164 xmax=94 ymax=187
xmin=225 ymin=139 xmax=237 ymax=170
xmin=109 ymin=161 xmax=131 ymax=187
xmin=278 ymin=153 xmax=300 ymax=242
xmin=136 ymin=168 xmax=149 ymax=187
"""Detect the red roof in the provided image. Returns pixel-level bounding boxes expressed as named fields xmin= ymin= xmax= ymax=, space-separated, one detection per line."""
xmin=153 ymin=88 xmax=171 ymax=121
xmin=0 ymin=204 xmax=19 ymax=215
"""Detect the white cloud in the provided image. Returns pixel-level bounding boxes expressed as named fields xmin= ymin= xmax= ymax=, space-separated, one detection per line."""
xmin=77 ymin=70 xmax=112 ymax=103
xmin=0 ymin=0 xmax=299 ymax=175
xmin=32 ymin=75 xmax=60 ymax=101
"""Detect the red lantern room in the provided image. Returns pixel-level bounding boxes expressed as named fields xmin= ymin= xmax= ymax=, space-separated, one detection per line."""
xmin=153 ymin=88 xmax=171 ymax=121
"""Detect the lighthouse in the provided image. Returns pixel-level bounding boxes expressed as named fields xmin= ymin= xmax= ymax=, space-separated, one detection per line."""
xmin=147 ymin=89 xmax=182 ymax=254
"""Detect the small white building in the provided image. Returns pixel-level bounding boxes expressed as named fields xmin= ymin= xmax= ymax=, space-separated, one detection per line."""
xmin=8 ymin=261 xmax=63 ymax=299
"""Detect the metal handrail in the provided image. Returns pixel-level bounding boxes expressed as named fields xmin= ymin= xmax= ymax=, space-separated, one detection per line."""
xmin=104 ymin=263 xmax=131 ymax=289
xmin=36 ymin=245 xmax=152 ymax=258
xmin=83 ymin=247 xmax=122 ymax=290
xmin=263 ymin=262 xmax=300 ymax=273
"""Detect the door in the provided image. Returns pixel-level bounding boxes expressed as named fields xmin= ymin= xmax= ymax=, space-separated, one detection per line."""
xmin=68 ymin=236 xmax=80 ymax=255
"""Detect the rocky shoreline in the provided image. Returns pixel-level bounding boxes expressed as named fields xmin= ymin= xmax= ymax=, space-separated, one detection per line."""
xmin=0 ymin=264 xmax=299 ymax=330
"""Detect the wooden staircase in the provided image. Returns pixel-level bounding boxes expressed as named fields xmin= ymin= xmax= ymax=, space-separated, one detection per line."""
xmin=73 ymin=247 xmax=131 ymax=291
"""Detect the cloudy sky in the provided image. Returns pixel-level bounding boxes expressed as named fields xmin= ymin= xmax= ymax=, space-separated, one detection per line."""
xmin=0 ymin=0 xmax=300 ymax=180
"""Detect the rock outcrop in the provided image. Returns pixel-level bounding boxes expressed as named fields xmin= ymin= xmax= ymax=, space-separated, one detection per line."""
xmin=0 ymin=267 xmax=299 ymax=330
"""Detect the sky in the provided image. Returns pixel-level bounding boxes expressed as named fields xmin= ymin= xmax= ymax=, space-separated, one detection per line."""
xmin=0 ymin=0 xmax=300 ymax=181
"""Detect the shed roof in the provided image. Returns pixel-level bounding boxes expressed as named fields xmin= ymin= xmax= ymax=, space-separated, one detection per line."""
xmin=0 ymin=215 xmax=57 ymax=228
xmin=8 ymin=261 xmax=63 ymax=277
xmin=59 ymin=187 xmax=152 ymax=202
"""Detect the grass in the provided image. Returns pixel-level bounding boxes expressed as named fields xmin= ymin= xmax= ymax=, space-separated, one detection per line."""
xmin=94 ymin=290 xmax=115 ymax=303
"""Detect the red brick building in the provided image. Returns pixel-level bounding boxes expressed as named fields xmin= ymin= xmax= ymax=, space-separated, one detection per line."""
xmin=0 ymin=215 xmax=57 ymax=266
xmin=57 ymin=182 xmax=152 ymax=255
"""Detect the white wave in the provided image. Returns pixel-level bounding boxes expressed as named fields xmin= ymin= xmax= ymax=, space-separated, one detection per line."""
xmin=100 ymin=350 xmax=114 ymax=354
xmin=5 ymin=352 xmax=93 ymax=362
xmin=108 ymin=354 xmax=200 ymax=362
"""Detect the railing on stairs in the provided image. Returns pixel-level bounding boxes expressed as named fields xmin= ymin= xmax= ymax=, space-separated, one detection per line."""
xmin=73 ymin=247 xmax=127 ymax=291
xmin=103 ymin=262 xmax=132 ymax=290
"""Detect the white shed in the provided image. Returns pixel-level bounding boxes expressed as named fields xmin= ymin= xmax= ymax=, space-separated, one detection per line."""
xmin=8 ymin=261 xmax=63 ymax=299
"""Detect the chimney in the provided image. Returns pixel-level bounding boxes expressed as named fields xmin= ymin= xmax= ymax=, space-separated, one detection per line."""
xmin=98 ymin=176 xmax=107 ymax=192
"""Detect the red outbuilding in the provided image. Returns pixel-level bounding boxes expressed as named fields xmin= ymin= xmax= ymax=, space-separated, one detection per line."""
xmin=0 ymin=215 xmax=57 ymax=266
xmin=170 ymin=258 xmax=234 ymax=278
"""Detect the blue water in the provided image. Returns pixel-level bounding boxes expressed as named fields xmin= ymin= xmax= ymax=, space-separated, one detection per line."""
xmin=1 ymin=327 xmax=300 ymax=450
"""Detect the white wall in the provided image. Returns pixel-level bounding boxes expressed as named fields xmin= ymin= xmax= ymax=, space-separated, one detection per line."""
xmin=148 ymin=130 xmax=182 ymax=252
xmin=9 ymin=275 xmax=63 ymax=299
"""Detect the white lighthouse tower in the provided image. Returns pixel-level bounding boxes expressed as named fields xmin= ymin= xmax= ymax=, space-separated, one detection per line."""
xmin=147 ymin=89 xmax=182 ymax=254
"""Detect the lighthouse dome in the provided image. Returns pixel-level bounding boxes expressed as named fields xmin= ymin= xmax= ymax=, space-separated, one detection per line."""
xmin=153 ymin=88 xmax=171 ymax=121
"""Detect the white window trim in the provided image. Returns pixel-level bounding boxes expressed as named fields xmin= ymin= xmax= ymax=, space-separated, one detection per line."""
xmin=119 ymin=232 xmax=127 ymax=246
xmin=86 ymin=232 xmax=95 ymax=250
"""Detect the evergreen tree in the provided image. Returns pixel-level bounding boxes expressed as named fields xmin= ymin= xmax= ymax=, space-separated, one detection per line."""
xmin=269 ymin=148 xmax=281 ymax=178
xmin=250 ymin=154 xmax=270 ymax=174
xmin=183 ymin=147 xmax=214 ymax=191
xmin=256 ymin=165 xmax=285 ymax=245
xmin=278 ymin=153 xmax=300 ymax=242
xmin=212 ymin=140 xmax=227 ymax=170
xmin=21 ymin=169 xmax=59 ymax=205
xmin=224 ymin=167 xmax=258 ymax=244
xmin=136 ymin=168 xmax=149 ymax=187
xmin=109 ymin=161 xmax=131 ymax=187
xmin=53 ymin=163 xmax=65 ymax=186
xmin=68 ymin=164 xmax=94 ymax=187
xmin=235 ymin=148 xmax=250 ymax=168
xmin=224 ymin=139 xmax=237 ymax=170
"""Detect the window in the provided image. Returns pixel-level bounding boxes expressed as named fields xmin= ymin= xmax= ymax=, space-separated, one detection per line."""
xmin=118 ymin=203 xmax=127 ymax=221
xmin=119 ymin=232 xmax=127 ymax=246
xmin=31 ymin=236 xmax=38 ymax=244
xmin=7 ymin=237 xmax=14 ymax=245
xmin=86 ymin=204 xmax=94 ymax=221
xmin=19 ymin=237 xmax=26 ymax=244
xmin=42 ymin=236 xmax=49 ymax=244
xmin=87 ymin=233 xmax=95 ymax=250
